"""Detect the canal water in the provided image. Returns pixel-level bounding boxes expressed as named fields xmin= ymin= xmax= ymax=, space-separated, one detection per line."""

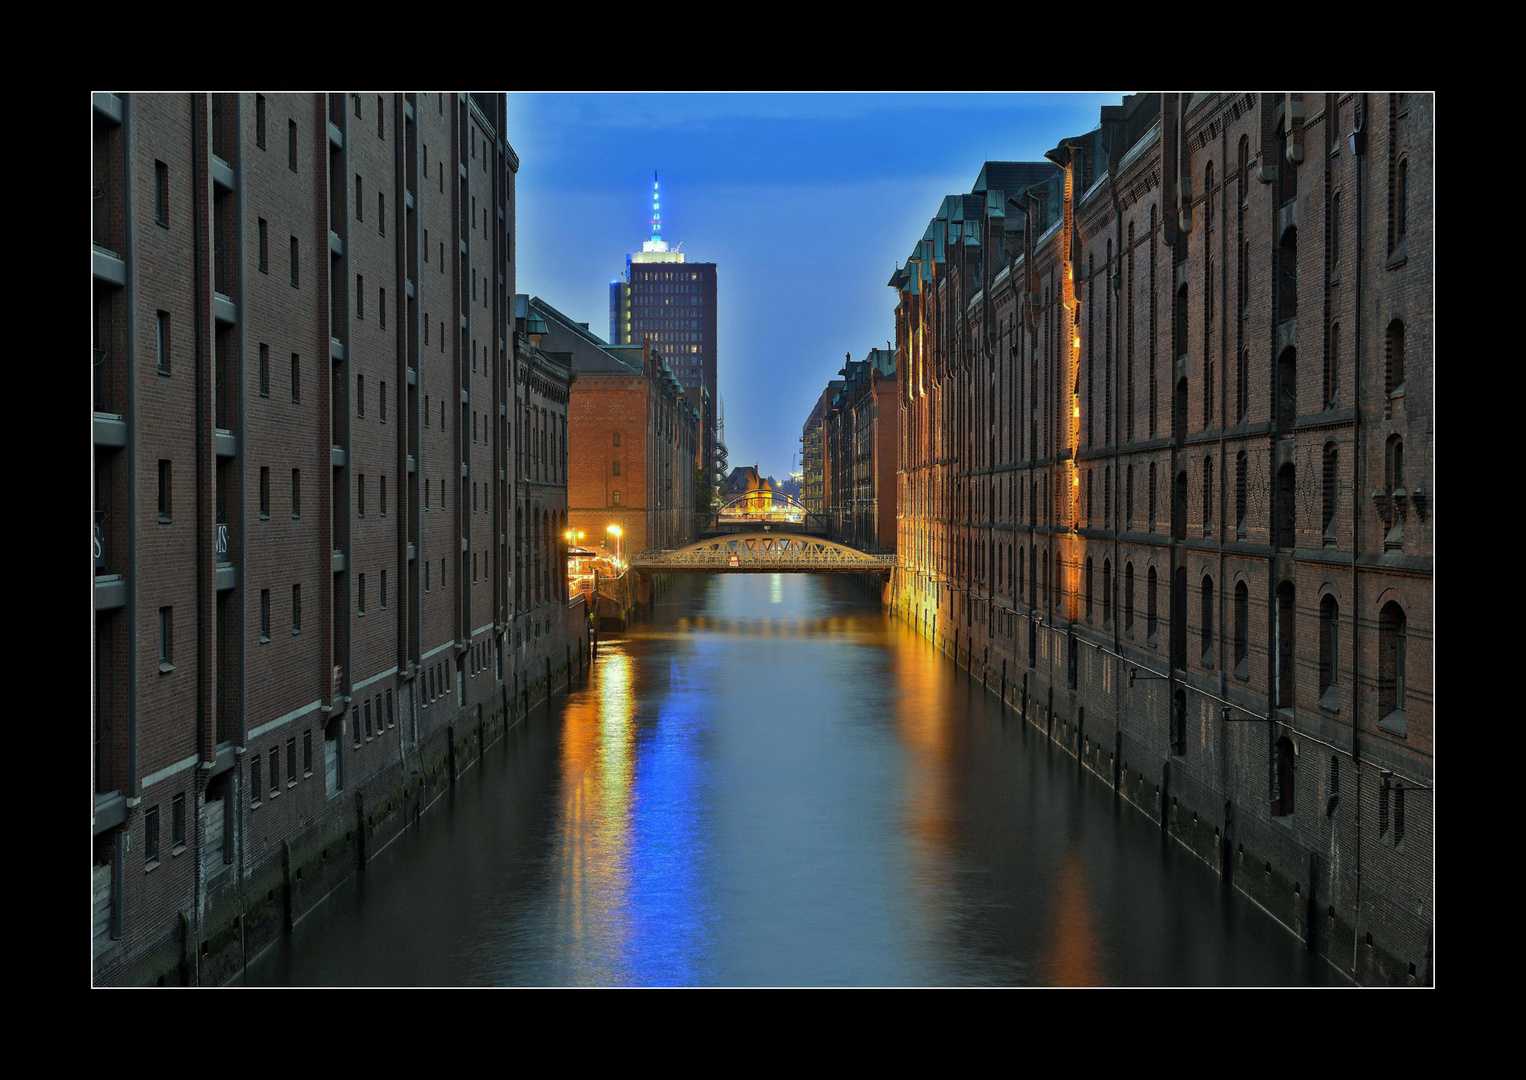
xmin=244 ymin=574 xmax=1342 ymax=986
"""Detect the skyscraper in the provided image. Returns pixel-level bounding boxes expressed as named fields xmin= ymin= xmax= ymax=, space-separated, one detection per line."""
xmin=608 ymin=173 xmax=720 ymax=489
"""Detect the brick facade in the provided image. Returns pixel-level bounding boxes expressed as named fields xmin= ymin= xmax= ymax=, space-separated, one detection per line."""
xmin=91 ymin=93 xmax=585 ymax=986
xmin=888 ymin=93 xmax=1432 ymax=985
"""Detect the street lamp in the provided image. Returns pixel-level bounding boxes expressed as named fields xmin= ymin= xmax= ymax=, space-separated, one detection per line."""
xmin=607 ymin=524 xmax=623 ymax=565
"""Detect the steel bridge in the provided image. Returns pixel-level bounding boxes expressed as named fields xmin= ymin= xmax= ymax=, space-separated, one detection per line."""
xmin=630 ymin=533 xmax=896 ymax=575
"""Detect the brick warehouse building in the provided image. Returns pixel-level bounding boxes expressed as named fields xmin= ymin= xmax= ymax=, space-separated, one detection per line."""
xmin=536 ymin=296 xmax=700 ymax=561
xmin=821 ymin=349 xmax=898 ymax=552
xmin=887 ymin=93 xmax=1432 ymax=985
xmin=800 ymin=380 xmax=839 ymax=516
xmin=91 ymin=92 xmax=585 ymax=985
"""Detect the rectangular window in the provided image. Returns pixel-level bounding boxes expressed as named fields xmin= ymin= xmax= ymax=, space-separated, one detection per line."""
xmin=364 ymin=699 xmax=373 ymax=738
xmin=289 ymin=237 xmax=299 ymax=287
xmin=303 ymin=730 xmax=312 ymax=775
xmin=255 ymin=95 xmax=266 ymax=147
xmin=381 ymin=569 xmax=387 ymax=610
xmin=380 ymin=383 xmax=387 ymax=423
xmin=357 ymin=374 xmax=364 ymax=416
xmin=269 ymin=748 xmax=279 ymax=793
xmin=380 ymin=475 xmax=387 ymax=516
xmin=145 ymin=805 xmax=160 ymax=864
xmin=258 ymin=219 xmax=268 ymax=273
xmin=613 ymin=490 xmax=621 ymax=506
xmin=259 ymin=466 xmax=270 ymax=519
xmin=287 ymin=738 xmax=297 ymax=786
xmin=288 ymin=120 xmax=297 ymax=171
xmin=357 ymin=276 xmax=364 ymax=319
xmin=386 ymin=691 xmax=394 ymax=728
xmin=380 ymin=288 xmax=386 ymax=329
xmin=155 ymin=160 xmax=168 ymax=225
xmin=377 ymin=95 xmax=384 ymax=137
xmin=260 ymin=588 xmax=270 ymax=641
xmin=259 ymin=343 xmax=270 ymax=395
xmin=157 ymin=460 xmax=171 ymax=521
xmin=356 ymin=175 xmax=363 ymax=220
xmin=156 ymin=311 xmax=170 ymax=374
xmin=158 ymin=607 xmax=173 ymax=670
xmin=358 ymin=572 xmax=366 ymax=614
xmin=379 ymin=192 xmax=385 ymax=235
xmin=292 ymin=584 xmax=302 ymax=633
xmin=291 ymin=354 xmax=300 ymax=403
xmin=424 ymin=229 xmax=429 ymax=261
xmin=171 ymin=793 xmax=186 ymax=850
xmin=250 ymin=756 xmax=262 ymax=805
xmin=292 ymin=469 xmax=301 ymax=517
xmin=358 ymin=474 xmax=365 ymax=517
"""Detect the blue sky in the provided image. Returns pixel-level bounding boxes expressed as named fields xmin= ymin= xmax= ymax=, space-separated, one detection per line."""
xmin=507 ymin=92 xmax=1122 ymax=481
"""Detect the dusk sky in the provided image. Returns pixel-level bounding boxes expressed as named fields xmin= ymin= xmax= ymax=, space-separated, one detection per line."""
xmin=506 ymin=92 xmax=1122 ymax=482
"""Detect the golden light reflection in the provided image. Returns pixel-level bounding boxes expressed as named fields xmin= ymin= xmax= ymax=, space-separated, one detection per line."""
xmin=1042 ymin=849 xmax=1104 ymax=986
xmin=552 ymin=646 xmax=638 ymax=979
xmin=893 ymin=625 xmax=959 ymax=933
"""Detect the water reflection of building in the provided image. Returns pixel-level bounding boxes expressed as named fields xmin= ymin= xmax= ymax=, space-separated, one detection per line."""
xmin=884 ymin=92 xmax=1432 ymax=987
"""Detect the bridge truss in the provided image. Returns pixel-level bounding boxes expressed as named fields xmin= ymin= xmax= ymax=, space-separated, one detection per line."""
xmin=631 ymin=533 xmax=896 ymax=574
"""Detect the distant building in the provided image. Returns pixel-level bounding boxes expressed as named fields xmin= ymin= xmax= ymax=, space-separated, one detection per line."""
xmin=800 ymin=380 xmax=840 ymax=516
xmin=607 ymin=173 xmax=720 ymax=487
xmin=537 ymin=296 xmax=699 ymax=558
xmin=823 ymin=349 xmax=898 ymax=552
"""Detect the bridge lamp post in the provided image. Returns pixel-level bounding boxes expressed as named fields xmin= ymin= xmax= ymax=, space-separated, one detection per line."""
xmin=607 ymin=524 xmax=623 ymax=566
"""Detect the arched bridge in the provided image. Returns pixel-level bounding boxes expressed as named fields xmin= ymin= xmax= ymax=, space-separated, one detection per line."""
xmin=631 ymin=533 xmax=897 ymax=574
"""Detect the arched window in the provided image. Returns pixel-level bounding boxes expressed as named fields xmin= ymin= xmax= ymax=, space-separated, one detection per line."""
xmin=1275 ymin=581 xmax=1295 ymax=709
xmin=1102 ymin=559 xmax=1113 ymax=626
xmin=1124 ymin=562 xmax=1135 ymax=635
xmin=1237 ymin=346 xmax=1249 ymax=422
xmin=1396 ymin=158 xmax=1408 ymax=248
xmin=1175 ymin=285 xmax=1189 ymax=365
xmin=1278 ymin=346 xmax=1297 ymax=424
xmin=1279 ymin=227 xmax=1298 ymax=323
xmin=1386 ymin=320 xmax=1406 ymax=398
xmin=1273 ymin=736 xmax=1295 ymax=817
xmin=1203 ymin=456 xmax=1214 ymax=535
xmin=1205 ymin=162 xmax=1215 ymax=229
xmin=1330 ymin=192 xmax=1342 ymax=278
xmin=1234 ymin=581 xmax=1250 ymax=676
xmin=1319 ymin=594 xmax=1339 ymax=702
xmin=1379 ymin=601 xmax=1408 ymax=729
xmin=1173 ymin=469 xmax=1187 ymax=542
xmin=1277 ymin=463 xmax=1296 ymax=551
xmin=1236 ymin=451 xmax=1248 ymax=537
xmin=1201 ymin=575 xmax=1215 ymax=660
xmin=1322 ymin=443 xmax=1338 ymax=543
xmin=1385 ymin=435 xmax=1405 ymax=549
xmin=1085 ymin=557 xmax=1094 ymax=622
xmin=1146 ymin=566 xmax=1158 ymax=643
xmin=1326 ymin=322 xmax=1340 ymax=409
xmin=1126 ymin=464 xmax=1134 ymax=529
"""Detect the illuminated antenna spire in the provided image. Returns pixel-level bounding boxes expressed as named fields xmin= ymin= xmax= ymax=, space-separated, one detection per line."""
xmin=641 ymin=171 xmax=670 ymax=253
xmin=650 ymin=170 xmax=662 ymax=243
